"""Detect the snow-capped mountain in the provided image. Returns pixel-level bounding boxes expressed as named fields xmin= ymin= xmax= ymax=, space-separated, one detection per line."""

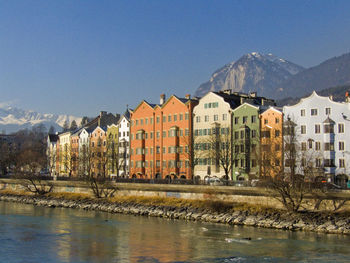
xmin=194 ymin=52 xmax=305 ymax=98
xmin=0 ymin=105 xmax=82 ymax=133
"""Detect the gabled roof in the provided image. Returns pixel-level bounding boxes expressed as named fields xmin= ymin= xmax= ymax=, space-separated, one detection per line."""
xmin=261 ymin=106 xmax=283 ymax=115
xmin=323 ymin=117 xmax=335 ymax=124
xmin=284 ymin=90 xmax=347 ymax=110
xmin=232 ymin=102 xmax=260 ymax=112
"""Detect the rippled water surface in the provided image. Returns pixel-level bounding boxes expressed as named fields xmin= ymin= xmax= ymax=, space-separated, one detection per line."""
xmin=0 ymin=201 xmax=349 ymax=263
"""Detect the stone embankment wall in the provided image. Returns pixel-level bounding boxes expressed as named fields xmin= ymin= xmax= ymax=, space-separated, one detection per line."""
xmin=0 ymin=194 xmax=350 ymax=235
xmin=1 ymin=179 xmax=350 ymax=211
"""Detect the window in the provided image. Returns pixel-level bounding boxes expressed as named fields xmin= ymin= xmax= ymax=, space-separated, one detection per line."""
xmin=315 ymin=141 xmax=321 ymax=151
xmin=325 ymin=108 xmax=331 ymax=115
xmin=316 ymin=158 xmax=322 ymax=168
xmin=185 ymin=113 xmax=189 ymax=120
xmin=174 ymin=115 xmax=177 ymax=121
xmin=301 ymin=142 xmax=307 ymax=151
xmin=339 ymin=141 xmax=345 ymax=151
xmin=301 ymin=109 xmax=305 ymax=116
xmin=179 ymin=114 xmax=183 ymax=120
xmin=251 ymin=130 xmax=257 ymax=138
xmin=136 ymin=120 xmax=139 ymax=126
xmin=275 ymin=118 xmax=280 ymax=124
xmin=234 ymin=131 xmax=239 ymax=140
xmin=311 ymin=109 xmax=318 ymax=116
xmin=150 ymin=117 xmax=153 ymax=124
xmin=261 ymin=131 xmax=270 ymax=138
xmin=214 ymin=115 xmax=218 ymax=121
xmin=339 ymin=159 xmax=345 ymax=168
xmin=163 ymin=116 xmax=166 ymax=122
xmin=156 ymin=146 xmax=160 ymax=154
xmin=275 ymin=130 xmax=280 ymax=137
xmin=223 ymin=114 xmax=227 ymax=121
xmin=240 ymin=130 xmax=244 ymax=139
xmin=301 ymin=125 xmax=306 ymax=134
xmin=168 ymin=115 xmax=172 ymax=122
xmin=315 ymin=124 xmax=320 ymax=134
xmin=156 ymin=131 xmax=160 ymax=138
xmin=162 ymin=131 xmax=166 ymax=138
xmin=264 ymin=119 xmax=268 ymax=124
xmin=243 ymin=116 xmax=248 ymax=124
xmin=338 ymin=123 xmax=344 ymax=133
xmin=156 ymin=116 xmax=160 ymax=123
xmin=251 ymin=115 xmax=256 ymax=123
xmin=308 ymin=139 xmax=313 ymax=149
xmin=324 ymin=142 xmax=334 ymax=151
xmin=196 ymin=116 xmax=200 ymax=123
xmin=145 ymin=118 xmax=148 ymax=125
xmin=140 ymin=119 xmax=143 ymax=125
xmin=204 ymin=115 xmax=209 ymax=122
xmin=324 ymin=124 xmax=334 ymax=133
xmin=275 ymin=144 xmax=280 ymax=151
xmin=324 ymin=159 xmax=335 ymax=167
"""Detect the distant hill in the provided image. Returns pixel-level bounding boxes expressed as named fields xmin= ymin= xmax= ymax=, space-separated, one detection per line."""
xmin=275 ymin=52 xmax=350 ymax=99
xmin=277 ymin=85 xmax=350 ymax=106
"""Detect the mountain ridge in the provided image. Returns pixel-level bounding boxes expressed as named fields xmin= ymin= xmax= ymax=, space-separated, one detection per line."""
xmin=194 ymin=52 xmax=305 ymax=98
xmin=0 ymin=105 xmax=82 ymax=133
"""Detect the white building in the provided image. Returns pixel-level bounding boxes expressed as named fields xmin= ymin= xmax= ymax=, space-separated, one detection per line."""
xmin=283 ymin=91 xmax=350 ymax=185
xmin=58 ymin=131 xmax=71 ymax=176
xmin=118 ymin=110 xmax=130 ymax=177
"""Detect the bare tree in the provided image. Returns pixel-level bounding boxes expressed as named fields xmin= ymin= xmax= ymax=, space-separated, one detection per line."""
xmin=204 ymin=126 xmax=233 ymax=181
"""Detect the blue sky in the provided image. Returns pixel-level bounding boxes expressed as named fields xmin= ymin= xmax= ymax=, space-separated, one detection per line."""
xmin=1 ymin=0 xmax=350 ymax=117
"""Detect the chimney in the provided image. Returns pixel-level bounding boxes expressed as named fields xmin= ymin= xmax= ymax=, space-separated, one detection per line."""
xmin=185 ymin=94 xmax=191 ymax=99
xmin=261 ymin=98 xmax=265 ymax=106
xmin=346 ymin=92 xmax=350 ymax=103
xmin=249 ymin=91 xmax=257 ymax=98
xmin=160 ymin=94 xmax=166 ymax=105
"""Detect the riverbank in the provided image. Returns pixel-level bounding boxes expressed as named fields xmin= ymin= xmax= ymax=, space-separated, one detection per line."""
xmin=1 ymin=192 xmax=349 ymax=235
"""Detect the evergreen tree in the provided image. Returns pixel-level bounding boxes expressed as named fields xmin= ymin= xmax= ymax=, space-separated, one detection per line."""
xmin=70 ymin=120 xmax=78 ymax=131
xmin=80 ymin=116 xmax=89 ymax=127
xmin=62 ymin=120 xmax=69 ymax=132
xmin=48 ymin=125 xmax=56 ymax=134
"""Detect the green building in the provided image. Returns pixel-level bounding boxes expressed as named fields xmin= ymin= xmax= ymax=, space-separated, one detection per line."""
xmin=231 ymin=103 xmax=261 ymax=181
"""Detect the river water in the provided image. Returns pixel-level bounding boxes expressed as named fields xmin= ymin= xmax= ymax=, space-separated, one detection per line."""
xmin=0 ymin=201 xmax=349 ymax=263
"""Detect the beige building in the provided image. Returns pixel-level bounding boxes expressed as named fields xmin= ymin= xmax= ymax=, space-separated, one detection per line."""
xmin=193 ymin=91 xmax=235 ymax=179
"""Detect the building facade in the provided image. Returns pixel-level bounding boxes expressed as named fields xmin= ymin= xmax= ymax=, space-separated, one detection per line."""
xmin=259 ymin=107 xmax=283 ymax=178
xmin=118 ymin=112 xmax=130 ymax=177
xmin=130 ymin=94 xmax=197 ymax=179
xmin=231 ymin=103 xmax=261 ymax=180
xmin=283 ymin=91 xmax=350 ymax=185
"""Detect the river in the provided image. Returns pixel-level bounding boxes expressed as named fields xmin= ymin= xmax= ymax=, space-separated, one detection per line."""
xmin=0 ymin=201 xmax=349 ymax=263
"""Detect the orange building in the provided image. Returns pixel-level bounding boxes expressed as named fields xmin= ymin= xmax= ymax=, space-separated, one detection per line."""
xmin=130 ymin=94 xmax=197 ymax=179
xmin=90 ymin=126 xmax=107 ymax=177
xmin=260 ymin=107 xmax=283 ymax=178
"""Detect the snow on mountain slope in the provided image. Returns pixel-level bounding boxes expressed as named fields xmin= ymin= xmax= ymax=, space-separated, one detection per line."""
xmin=0 ymin=105 xmax=82 ymax=133
xmin=194 ymin=52 xmax=305 ymax=98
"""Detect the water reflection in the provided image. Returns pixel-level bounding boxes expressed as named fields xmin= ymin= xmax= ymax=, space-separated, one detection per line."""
xmin=0 ymin=201 xmax=349 ymax=263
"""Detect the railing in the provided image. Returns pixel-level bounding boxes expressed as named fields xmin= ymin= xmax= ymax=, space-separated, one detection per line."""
xmin=0 ymin=174 xmax=349 ymax=189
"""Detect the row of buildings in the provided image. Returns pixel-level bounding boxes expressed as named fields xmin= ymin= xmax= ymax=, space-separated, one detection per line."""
xmin=47 ymin=90 xmax=350 ymax=185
